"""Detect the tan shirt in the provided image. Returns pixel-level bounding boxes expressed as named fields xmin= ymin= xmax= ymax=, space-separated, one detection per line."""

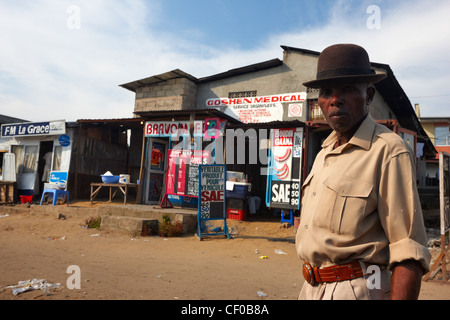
xmin=295 ymin=114 xmax=430 ymax=272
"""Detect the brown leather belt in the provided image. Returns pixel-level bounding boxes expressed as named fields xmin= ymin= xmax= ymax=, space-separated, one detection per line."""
xmin=302 ymin=261 xmax=365 ymax=286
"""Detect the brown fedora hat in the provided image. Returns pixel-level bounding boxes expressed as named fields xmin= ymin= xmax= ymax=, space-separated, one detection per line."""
xmin=303 ymin=44 xmax=386 ymax=88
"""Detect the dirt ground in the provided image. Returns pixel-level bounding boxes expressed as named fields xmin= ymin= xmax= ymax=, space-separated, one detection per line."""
xmin=0 ymin=202 xmax=449 ymax=301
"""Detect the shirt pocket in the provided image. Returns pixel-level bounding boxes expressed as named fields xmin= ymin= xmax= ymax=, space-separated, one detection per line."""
xmin=300 ymin=173 xmax=314 ymax=206
xmin=317 ymin=175 xmax=373 ymax=235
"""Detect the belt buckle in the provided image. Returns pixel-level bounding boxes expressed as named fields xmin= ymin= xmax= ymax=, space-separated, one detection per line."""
xmin=302 ymin=262 xmax=316 ymax=286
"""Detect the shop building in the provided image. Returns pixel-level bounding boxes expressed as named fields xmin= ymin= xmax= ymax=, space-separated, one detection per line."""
xmin=120 ymin=45 xmax=435 ymax=217
xmin=0 ymin=120 xmax=73 ymax=200
xmin=416 ymin=114 xmax=450 ymax=209
xmin=0 ymin=118 xmax=142 ymax=202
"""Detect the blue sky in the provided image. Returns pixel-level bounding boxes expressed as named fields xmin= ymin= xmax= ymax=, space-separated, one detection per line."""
xmin=0 ymin=0 xmax=449 ymax=122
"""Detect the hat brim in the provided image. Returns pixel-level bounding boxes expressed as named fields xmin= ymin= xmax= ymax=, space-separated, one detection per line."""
xmin=303 ymin=73 xmax=386 ymax=89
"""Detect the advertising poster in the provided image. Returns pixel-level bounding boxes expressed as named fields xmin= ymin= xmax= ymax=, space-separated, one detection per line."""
xmin=199 ymin=165 xmax=226 ymax=219
xmin=165 ymin=149 xmax=211 ymax=197
xmin=150 ymin=141 xmax=166 ymax=171
xmin=148 ymin=173 xmax=164 ymax=203
xmin=204 ymin=118 xmax=219 ymax=140
xmin=197 ymin=164 xmax=229 ymax=240
xmin=267 ymin=128 xmax=303 ymax=209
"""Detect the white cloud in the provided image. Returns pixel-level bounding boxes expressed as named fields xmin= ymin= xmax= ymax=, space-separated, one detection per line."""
xmin=0 ymin=0 xmax=166 ymax=121
xmin=0 ymin=0 xmax=448 ymax=122
xmin=260 ymin=0 xmax=450 ymax=117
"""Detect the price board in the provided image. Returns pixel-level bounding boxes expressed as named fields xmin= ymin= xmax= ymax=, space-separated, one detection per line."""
xmin=197 ymin=164 xmax=229 ymax=240
xmin=266 ymin=128 xmax=303 ymax=210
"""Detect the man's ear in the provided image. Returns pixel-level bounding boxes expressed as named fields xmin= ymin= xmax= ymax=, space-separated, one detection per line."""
xmin=366 ymin=84 xmax=375 ymax=105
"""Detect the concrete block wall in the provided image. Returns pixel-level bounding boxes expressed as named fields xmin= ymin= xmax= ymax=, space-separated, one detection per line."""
xmin=134 ymin=78 xmax=197 ymax=112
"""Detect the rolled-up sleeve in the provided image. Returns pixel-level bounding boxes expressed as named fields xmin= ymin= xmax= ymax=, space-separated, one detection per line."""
xmin=378 ymin=151 xmax=431 ymax=272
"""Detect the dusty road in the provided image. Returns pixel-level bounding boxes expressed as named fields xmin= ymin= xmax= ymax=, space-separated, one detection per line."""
xmin=0 ymin=203 xmax=448 ymax=301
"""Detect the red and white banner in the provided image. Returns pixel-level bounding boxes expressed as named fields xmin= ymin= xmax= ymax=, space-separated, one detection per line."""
xmin=206 ymin=92 xmax=306 ymax=124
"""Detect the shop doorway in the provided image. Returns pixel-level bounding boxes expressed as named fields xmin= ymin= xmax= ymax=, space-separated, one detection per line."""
xmin=38 ymin=141 xmax=54 ymax=195
xmin=11 ymin=144 xmax=39 ymax=195
xmin=144 ymin=138 xmax=168 ymax=204
xmin=306 ymin=127 xmax=331 ymax=174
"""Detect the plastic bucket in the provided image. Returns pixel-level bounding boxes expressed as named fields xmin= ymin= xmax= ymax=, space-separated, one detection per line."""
xmin=119 ymin=174 xmax=130 ymax=184
xmin=20 ymin=195 xmax=33 ymax=204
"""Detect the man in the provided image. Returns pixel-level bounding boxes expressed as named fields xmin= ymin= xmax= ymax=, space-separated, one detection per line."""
xmin=296 ymin=44 xmax=430 ymax=300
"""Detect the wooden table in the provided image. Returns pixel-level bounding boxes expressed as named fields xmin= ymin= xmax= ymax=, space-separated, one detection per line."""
xmin=90 ymin=183 xmax=138 ymax=204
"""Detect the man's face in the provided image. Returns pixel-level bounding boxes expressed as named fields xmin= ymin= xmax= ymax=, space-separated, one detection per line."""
xmin=318 ymin=82 xmax=374 ymax=135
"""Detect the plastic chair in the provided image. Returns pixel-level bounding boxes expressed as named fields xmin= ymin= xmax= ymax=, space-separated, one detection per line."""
xmin=280 ymin=209 xmax=294 ymax=226
xmin=40 ymin=171 xmax=69 ymax=206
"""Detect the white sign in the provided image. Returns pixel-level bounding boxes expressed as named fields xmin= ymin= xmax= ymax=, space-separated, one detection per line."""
xmin=206 ymin=92 xmax=306 ymax=124
xmin=145 ymin=121 xmax=191 ymax=138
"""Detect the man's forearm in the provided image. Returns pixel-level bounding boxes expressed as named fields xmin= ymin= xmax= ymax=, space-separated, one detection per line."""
xmin=390 ymin=260 xmax=423 ymax=300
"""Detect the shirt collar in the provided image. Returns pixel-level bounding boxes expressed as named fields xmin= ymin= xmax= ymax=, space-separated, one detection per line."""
xmin=322 ymin=113 xmax=376 ymax=151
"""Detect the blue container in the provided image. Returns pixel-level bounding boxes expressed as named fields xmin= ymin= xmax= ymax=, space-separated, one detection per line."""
xmin=101 ymin=175 xmax=120 ymax=183
xmin=226 ymin=182 xmax=251 ymax=199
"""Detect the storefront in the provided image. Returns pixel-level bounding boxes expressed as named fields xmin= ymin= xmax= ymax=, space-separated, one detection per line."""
xmin=135 ymin=109 xmax=239 ymax=208
xmin=0 ymin=120 xmax=73 ymax=198
xmin=121 ymin=45 xmax=435 ymax=218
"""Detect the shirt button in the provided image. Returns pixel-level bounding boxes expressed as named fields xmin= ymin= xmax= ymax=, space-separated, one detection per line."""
xmin=312 ymin=192 xmax=316 ymax=196
xmin=304 ymin=224 xmax=308 ymax=229
xmin=324 ymin=162 xmax=329 ymax=166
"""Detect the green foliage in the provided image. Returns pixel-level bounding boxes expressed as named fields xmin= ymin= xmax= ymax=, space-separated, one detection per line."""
xmin=158 ymin=215 xmax=183 ymax=237
xmin=85 ymin=216 xmax=101 ymax=229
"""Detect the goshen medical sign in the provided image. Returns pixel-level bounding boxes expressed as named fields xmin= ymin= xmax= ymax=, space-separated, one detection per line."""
xmin=206 ymin=92 xmax=306 ymax=124
xmin=206 ymin=93 xmax=306 ymax=107
xmin=1 ymin=120 xmax=66 ymax=137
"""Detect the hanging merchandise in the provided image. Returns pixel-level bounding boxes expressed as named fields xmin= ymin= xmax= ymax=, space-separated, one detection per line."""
xmin=2 ymin=153 xmax=16 ymax=181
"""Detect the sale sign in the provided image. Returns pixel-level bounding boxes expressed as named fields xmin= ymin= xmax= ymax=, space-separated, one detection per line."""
xmin=197 ymin=165 xmax=229 ymax=239
xmin=199 ymin=165 xmax=225 ymax=219
xmin=267 ymin=128 xmax=303 ymax=209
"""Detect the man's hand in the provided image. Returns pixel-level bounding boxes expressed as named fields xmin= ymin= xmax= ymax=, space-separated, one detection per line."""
xmin=390 ymin=260 xmax=423 ymax=300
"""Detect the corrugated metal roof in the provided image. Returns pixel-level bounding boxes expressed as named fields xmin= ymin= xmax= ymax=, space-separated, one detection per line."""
xmin=134 ymin=108 xmax=243 ymax=124
xmin=74 ymin=117 xmax=144 ymax=128
xmin=119 ymin=69 xmax=199 ymax=92
xmin=198 ymin=58 xmax=283 ymax=83
xmin=119 ymin=59 xmax=283 ymax=93
xmin=0 ymin=114 xmax=29 ymax=124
